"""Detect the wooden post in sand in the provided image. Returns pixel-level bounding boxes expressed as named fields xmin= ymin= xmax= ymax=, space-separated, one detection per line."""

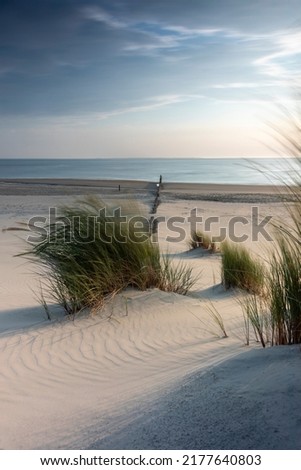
xmin=150 ymin=175 xmax=163 ymax=237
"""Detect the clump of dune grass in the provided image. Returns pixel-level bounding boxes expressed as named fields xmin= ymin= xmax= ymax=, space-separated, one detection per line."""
xmin=242 ymin=307 xmax=250 ymax=346
xmin=205 ymin=302 xmax=228 ymax=338
xmin=240 ymin=295 xmax=270 ymax=348
xmin=189 ymin=230 xmax=211 ymax=249
xmin=189 ymin=230 xmax=219 ymax=252
xmin=268 ymin=235 xmax=301 ymax=344
xmin=221 ymin=241 xmax=265 ymax=294
xmin=20 ymin=196 xmax=197 ymax=315
xmin=159 ymin=256 xmax=196 ymax=295
xmin=261 ymin=95 xmax=301 ymax=344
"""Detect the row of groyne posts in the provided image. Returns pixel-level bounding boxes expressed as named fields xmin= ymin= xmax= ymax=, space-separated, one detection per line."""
xmin=150 ymin=175 xmax=162 ymax=236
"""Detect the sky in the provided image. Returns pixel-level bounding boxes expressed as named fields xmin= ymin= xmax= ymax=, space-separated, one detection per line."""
xmin=0 ymin=0 xmax=301 ymax=158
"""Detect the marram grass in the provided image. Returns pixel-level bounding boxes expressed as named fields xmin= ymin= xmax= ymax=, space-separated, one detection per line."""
xmin=21 ymin=196 xmax=197 ymax=315
xmin=221 ymin=241 xmax=265 ymax=295
xmin=268 ymin=235 xmax=301 ymax=344
xmin=189 ymin=230 xmax=219 ymax=252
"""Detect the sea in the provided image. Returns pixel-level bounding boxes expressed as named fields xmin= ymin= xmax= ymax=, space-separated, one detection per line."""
xmin=0 ymin=158 xmax=298 ymax=185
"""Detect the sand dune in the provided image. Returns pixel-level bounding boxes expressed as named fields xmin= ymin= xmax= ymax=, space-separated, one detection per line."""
xmin=93 ymin=345 xmax=301 ymax=450
xmin=0 ymin=286 xmax=246 ymax=449
xmin=0 ymin=182 xmax=299 ymax=449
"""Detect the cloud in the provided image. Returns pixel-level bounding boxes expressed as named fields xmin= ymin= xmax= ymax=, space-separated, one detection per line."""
xmin=81 ymin=6 xmax=126 ymax=29
xmin=121 ymin=21 xmax=180 ymax=54
xmin=211 ymin=81 xmax=287 ymax=89
xmin=163 ymin=25 xmax=223 ymax=37
xmin=95 ymin=94 xmax=205 ymax=120
xmin=121 ymin=21 xmax=250 ymax=56
xmin=254 ymin=29 xmax=301 ymax=78
xmin=212 ymin=82 xmax=261 ymax=89
xmin=0 ymin=0 xmax=299 ymax=120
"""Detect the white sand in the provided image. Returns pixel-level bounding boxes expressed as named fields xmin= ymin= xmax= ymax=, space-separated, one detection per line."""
xmin=0 ymin=181 xmax=299 ymax=449
xmin=93 ymin=345 xmax=301 ymax=450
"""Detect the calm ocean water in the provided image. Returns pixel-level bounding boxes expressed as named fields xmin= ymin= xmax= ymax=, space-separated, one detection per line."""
xmin=0 ymin=158 xmax=298 ymax=185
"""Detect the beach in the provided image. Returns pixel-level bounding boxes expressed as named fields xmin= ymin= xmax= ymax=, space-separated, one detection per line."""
xmin=0 ymin=179 xmax=300 ymax=450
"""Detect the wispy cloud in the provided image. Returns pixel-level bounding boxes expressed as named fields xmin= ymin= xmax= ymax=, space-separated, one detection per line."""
xmin=123 ymin=23 xmax=247 ymax=55
xmin=211 ymin=81 xmax=287 ymax=89
xmin=163 ymin=25 xmax=223 ymax=36
xmin=81 ymin=8 xmax=207 ymax=55
xmin=81 ymin=6 xmax=126 ymax=29
xmin=212 ymin=82 xmax=261 ymax=89
xmin=80 ymin=6 xmax=248 ymax=56
xmin=95 ymin=94 xmax=204 ymax=120
xmin=164 ymin=24 xmax=248 ymax=40
xmin=254 ymin=29 xmax=301 ymax=78
xmin=123 ymin=38 xmax=178 ymax=54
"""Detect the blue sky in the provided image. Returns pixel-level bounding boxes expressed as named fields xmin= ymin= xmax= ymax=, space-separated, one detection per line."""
xmin=0 ymin=0 xmax=300 ymax=158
